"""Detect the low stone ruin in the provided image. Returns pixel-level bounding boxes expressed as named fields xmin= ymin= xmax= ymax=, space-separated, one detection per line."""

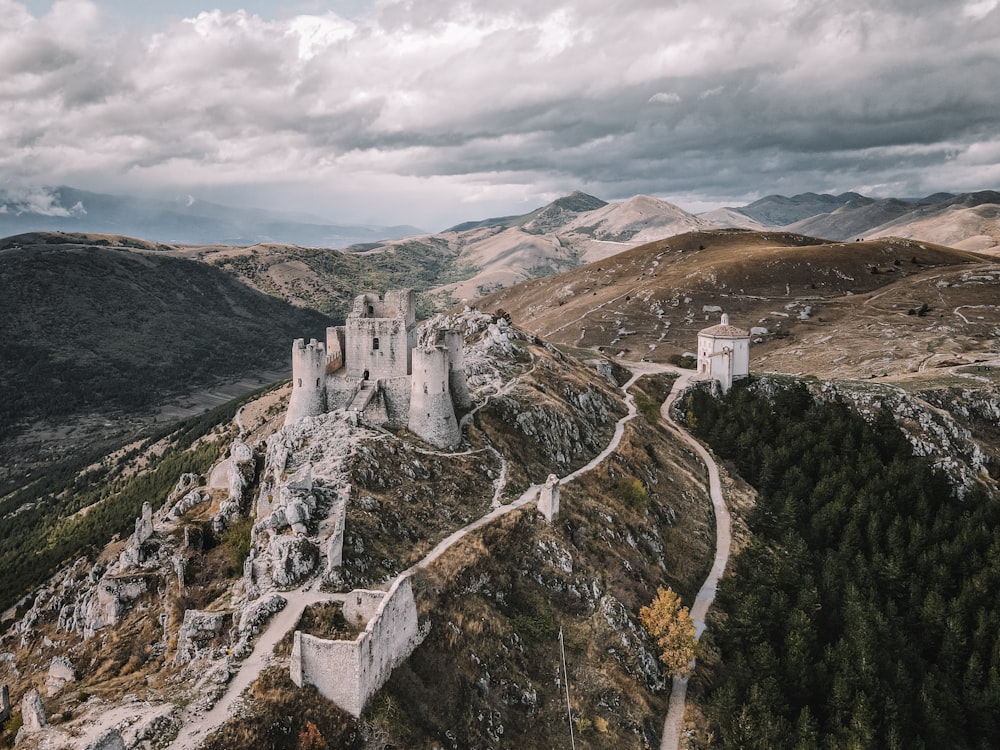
xmin=290 ymin=576 xmax=425 ymax=717
xmin=538 ymin=473 xmax=561 ymax=522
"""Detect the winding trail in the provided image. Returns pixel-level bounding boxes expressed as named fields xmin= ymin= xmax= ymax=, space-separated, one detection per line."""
xmin=168 ymin=364 xmax=647 ymax=748
xmin=653 ymin=369 xmax=733 ymax=750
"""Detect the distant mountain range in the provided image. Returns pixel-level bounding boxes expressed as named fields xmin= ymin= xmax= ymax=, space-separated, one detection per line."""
xmin=349 ymin=188 xmax=1000 ymax=303
xmin=0 ymin=186 xmax=422 ymax=247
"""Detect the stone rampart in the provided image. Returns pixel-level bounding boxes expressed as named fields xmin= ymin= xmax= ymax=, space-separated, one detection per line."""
xmin=444 ymin=329 xmax=472 ymax=410
xmin=326 ymin=326 xmax=345 ymax=372
xmin=290 ymin=576 xmax=423 ymax=717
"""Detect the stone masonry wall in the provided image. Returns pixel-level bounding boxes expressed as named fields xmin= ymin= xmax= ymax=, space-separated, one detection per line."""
xmin=290 ymin=576 xmax=423 ymax=717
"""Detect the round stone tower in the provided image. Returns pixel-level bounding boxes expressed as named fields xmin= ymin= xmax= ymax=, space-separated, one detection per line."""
xmin=408 ymin=346 xmax=460 ymax=448
xmin=285 ymin=338 xmax=327 ymax=426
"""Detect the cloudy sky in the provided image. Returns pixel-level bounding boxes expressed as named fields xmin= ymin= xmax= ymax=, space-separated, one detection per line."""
xmin=3 ymin=0 xmax=999 ymax=230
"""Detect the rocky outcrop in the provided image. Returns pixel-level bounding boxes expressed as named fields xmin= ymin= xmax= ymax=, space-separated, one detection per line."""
xmin=213 ymin=440 xmax=256 ymax=533
xmin=174 ymin=609 xmax=230 ymax=666
xmin=18 ymin=688 xmax=48 ymax=734
xmin=231 ymin=594 xmax=287 ymax=659
xmin=268 ymin=535 xmax=320 ymax=587
xmin=45 ymin=656 xmax=77 ymax=696
xmin=134 ymin=502 xmax=154 ymax=546
xmin=814 ymin=379 xmax=993 ymax=495
xmin=86 ymin=727 xmax=126 ymax=750
xmin=254 ymin=465 xmax=316 ymax=536
xmin=166 ymin=489 xmax=208 ymax=518
xmin=599 ymin=595 xmax=666 ymax=693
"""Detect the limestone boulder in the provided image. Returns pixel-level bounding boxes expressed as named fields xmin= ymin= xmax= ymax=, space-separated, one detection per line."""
xmin=269 ymin=535 xmax=319 ymax=587
xmin=232 ymin=594 xmax=287 ymax=659
xmin=19 ymin=688 xmax=47 ymax=733
xmin=168 ymin=490 xmax=207 ymax=518
xmin=174 ymin=609 xmax=230 ymax=666
xmin=86 ymin=727 xmax=126 ymax=750
xmin=45 ymin=656 xmax=77 ymax=696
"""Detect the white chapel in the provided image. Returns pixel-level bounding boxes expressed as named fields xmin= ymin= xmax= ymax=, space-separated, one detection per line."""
xmin=696 ymin=313 xmax=750 ymax=393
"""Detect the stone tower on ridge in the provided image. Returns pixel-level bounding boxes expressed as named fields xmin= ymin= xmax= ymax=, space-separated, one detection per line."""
xmin=285 ymin=289 xmax=467 ymax=449
xmin=286 ymin=338 xmax=328 ymax=424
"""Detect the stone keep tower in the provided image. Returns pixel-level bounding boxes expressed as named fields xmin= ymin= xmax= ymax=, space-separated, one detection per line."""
xmin=344 ymin=290 xmax=417 ymax=380
xmin=286 ymin=338 xmax=328 ymax=425
xmin=696 ymin=313 xmax=750 ymax=393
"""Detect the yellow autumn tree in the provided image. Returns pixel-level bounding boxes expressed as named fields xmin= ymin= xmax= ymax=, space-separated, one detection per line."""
xmin=639 ymin=586 xmax=698 ymax=677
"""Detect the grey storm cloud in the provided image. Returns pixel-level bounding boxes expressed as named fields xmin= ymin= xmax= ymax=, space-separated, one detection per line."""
xmin=1 ymin=0 xmax=998 ymax=228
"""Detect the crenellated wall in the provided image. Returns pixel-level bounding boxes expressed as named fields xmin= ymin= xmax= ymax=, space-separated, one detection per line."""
xmin=290 ymin=576 xmax=424 ymax=717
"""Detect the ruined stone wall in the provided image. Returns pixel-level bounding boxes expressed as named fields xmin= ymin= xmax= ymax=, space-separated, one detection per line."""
xmin=349 ymin=290 xmax=416 ymax=324
xmin=326 ymin=326 xmax=345 ymax=372
xmin=379 ymin=375 xmax=412 ymax=427
xmin=286 ymin=338 xmax=327 ymax=425
xmin=290 ymin=576 xmax=423 ymax=717
xmin=409 ymin=346 xmax=460 ymax=448
xmin=326 ymin=374 xmax=361 ymax=412
xmin=444 ymin=330 xmax=472 ymax=410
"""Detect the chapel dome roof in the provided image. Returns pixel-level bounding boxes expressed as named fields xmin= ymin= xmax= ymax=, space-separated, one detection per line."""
xmin=699 ymin=313 xmax=748 ymax=338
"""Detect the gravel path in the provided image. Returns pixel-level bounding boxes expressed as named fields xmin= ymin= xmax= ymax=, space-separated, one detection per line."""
xmin=654 ymin=369 xmax=732 ymax=750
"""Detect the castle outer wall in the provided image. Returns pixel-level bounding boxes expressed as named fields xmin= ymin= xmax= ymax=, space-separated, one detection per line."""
xmin=289 ymin=576 xmax=424 ymax=717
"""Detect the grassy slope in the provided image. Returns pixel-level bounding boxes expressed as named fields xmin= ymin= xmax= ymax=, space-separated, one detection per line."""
xmin=476 ymin=229 xmax=992 ymax=367
xmin=0 ymin=234 xmax=332 ymax=434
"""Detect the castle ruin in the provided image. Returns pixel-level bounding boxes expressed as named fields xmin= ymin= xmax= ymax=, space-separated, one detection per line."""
xmin=285 ymin=289 xmax=470 ymax=449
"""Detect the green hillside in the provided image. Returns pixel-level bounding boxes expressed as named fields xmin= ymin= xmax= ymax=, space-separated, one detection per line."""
xmin=0 ymin=233 xmax=331 ymax=432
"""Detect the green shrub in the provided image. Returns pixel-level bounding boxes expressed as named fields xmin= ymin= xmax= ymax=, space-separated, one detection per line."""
xmin=222 ymin=517 xmax=254 ymax=574
xmin=613 ymin=477 xmax=649 ymax=510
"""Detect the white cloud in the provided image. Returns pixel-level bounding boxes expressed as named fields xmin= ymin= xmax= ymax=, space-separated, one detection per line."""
xmin=963 ymin=0 xmax=997 ymax=19
xmin=0 ymin=186 xmax=73 ymax=215
xmin=0 ymin=0 xmax=998 ymax=228
xmin=649 ymin=92 xmax=681 ymax=105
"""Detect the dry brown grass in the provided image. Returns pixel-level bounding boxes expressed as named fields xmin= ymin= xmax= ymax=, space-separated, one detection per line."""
xmin=477 ymin=229 xmax=998 ymax=379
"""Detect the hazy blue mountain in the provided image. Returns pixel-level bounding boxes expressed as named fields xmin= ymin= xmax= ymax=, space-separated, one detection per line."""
xmin=734 ymin=192 xmax=866 ymax=226
xmin=0 ymin=186 xmax=423 ymax=247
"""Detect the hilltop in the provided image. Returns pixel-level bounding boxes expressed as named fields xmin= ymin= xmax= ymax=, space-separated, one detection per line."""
xmin=476 ymin=229 xmax=998 ymax=379
xmin=0 ymin=311 xmax=726 ymax=749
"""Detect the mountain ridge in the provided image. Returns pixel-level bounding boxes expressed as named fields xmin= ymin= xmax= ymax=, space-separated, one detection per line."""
xmin=0 ymin=186 xmax=422 ymax=248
